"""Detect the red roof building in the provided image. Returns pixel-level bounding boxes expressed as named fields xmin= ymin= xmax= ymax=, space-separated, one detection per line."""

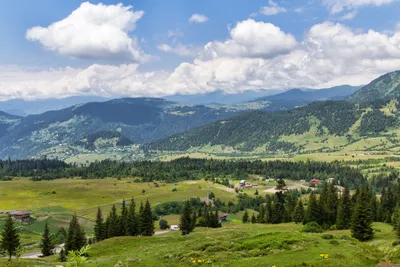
xmin=310 ymin=179 xmax=320 ymax=184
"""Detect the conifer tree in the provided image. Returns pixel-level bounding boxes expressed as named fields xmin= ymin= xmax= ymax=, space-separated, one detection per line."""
xmin=180 ymin=201 xmax=193 ymax=235
xmin=119 ymin=199 xmax=128 ymax=236
xmin=242 ymin=210 xmax=249 ymax=223
xmin=257 ymin=204 xmax=266 ymax=223
xmin=336 ymin=187 xmax=351 ymax=229
xmin=396 ymin=212 xmax=400 ymax=240
xmin=351 ymin=186 xmax=374 ymax=241
xmin=107 ymin=205 xmax=119 ymax=238
xmin=293 ymin=199 xmax=305 ymax=224
xmin=265 ymin=196 xmax=272 ymax=223
xmin=127 ymin=198 xmax=138 ymax=236
xmin=141 ymin=200 xmax=154 ymax=236
xmin=191 ymin=211 xmax=197 ymax=231
xmin=251 ymin=213 xmax=257 ymax=223
xmin=65 ymin=214 xmax=86 ymax=252
xmin=59 ymin=248 xmax=67 ymax=262
xmin=212 ymin=210 xmax=222 ymax=228
xmin=41 ymin=222 xmax=54 ymax=256
xmin=94 ymin=207 xmax=104 ymax=242
xmin=327 ymin=182 xmax=338 ymax=225
xmin=273 ymin=178 xmax=287 ymax=224
xmin=0 ymin=215 xmax=20 ymax=261
xmin=138 ymin=201 xmax=144 ymax=234
xmin=305 ymin=192 xmax=320 ymax=224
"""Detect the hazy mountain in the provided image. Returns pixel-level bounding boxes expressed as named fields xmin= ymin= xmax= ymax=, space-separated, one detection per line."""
xmin=0 ymin=96 xmax=108 ymax=116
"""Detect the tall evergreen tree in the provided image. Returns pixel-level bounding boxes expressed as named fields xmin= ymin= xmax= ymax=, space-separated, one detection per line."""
xmin=351 ymin=186 xmax=374 ymax=242
xmin=265 ymin=196 xmax=272 ymax=223
xmin=242 ymin=210 xmax=249 ymax=223
xmin=396 ymin=211 xmax=400 ymax=240
xmin=336 ymin=187 xmax=351 ymax=229
xmin=65 ymin=214 xmax=86 ymax=252
xmin=191 ymin=211 xmax=197 ymax=232
xmin=141 ymin=200 xmax=154 ymax=236
xmin=251 ymin=213 xmax=257 ymax=223
xmin=273 ymin=178 xmax=287 ymax=224
xmin=305 ymin=192 xmax=320 ymax=224
xmin=107 ymin=205 xmax=119 ymax=238
xmin=293 ymin=199 xmax=305 ymax=224
xmin=94 ymin=207 xmax=104 ymax=242
xmin=0 ymin=215 xmax=20 ymax=261
xmin=119 ymin=199 xmax=128 ymax=236
xmin=127 ymin=198 xmax=139 ymax=236
xmin=40 ymin=222 xmax=54 ymax=256
xmin=138 ymin=201 xmax=144 ymax=235
xmin=180 ymin=201 xmax=193 ymax=235
xmin=257 ymin=204 xmax=266 ymax=223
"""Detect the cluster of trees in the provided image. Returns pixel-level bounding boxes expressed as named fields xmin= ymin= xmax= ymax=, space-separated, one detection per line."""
xmin=0 ymin=157 xmax=366 ymax=189
xmin=75 ymin=130 xmax=134 ymax=150
xmin=359 ymin=110 xmax=396 ymax=136
xmin=94 ymin=199 xmax=154 ymax=242
xmin=239 ymin=179 xmax=378 ymax=241
xmin=179 ymin=201 xmax=222 ymax=235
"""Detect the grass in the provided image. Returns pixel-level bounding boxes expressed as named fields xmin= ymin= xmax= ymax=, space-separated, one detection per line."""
xmin=9 ymin=222 xmax=398 ymax=267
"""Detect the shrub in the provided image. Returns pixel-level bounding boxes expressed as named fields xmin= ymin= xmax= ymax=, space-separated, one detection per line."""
xmin=340 ymin=235 xmax=351 ymax=240
xmin=159 ymin=219 xmax=169 ymax=230
xmin=301 ymin=222 xmax=323 ymax=233
xmin=321 ymin=234 xmax=334 ymax=240
xmin=329 ymin=240 xmax=340 ymax=246
xmin=392 ymin=240 xmax=400 ymax=247
xmin=172 ymin=188 xmax=178 ymax=192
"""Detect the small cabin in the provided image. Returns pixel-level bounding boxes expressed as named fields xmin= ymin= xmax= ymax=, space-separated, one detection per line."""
xmin=310 ymin=179 xmax=320 ymax=185
xmin=170 ymin=225 xmax=180 ymax=231
xmin=9 ymin=211 xmax=32 ymax=222
xmin=239 ymin=180 xmax=246 ymax=187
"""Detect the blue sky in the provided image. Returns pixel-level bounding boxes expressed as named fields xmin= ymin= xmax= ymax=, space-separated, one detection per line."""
xmin=1 ymin=0 xmax=400 ymax=100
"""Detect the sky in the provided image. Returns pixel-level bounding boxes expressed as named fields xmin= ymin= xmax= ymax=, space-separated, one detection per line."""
xmin=1 ymin=0 xmax=400 ymax=100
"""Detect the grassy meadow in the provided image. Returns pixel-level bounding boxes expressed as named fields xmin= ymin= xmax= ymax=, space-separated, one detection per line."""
xmin=3 ymin=222 xmax=399 ymax=267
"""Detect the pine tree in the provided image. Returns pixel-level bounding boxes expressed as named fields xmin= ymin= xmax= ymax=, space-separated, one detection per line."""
xmin=305 ymin=192 xmax=320 ymax=224
xmin=293 ymin=200 xmax=305 ymax=224
xmin=351 ymin=186 xmax=374 ymax=242
xmin=0 ymin=215 xmax=20 ymax=261
xmin=141 ymin=200 xmax=154 ymax=236
xmin=65 ymin=214 xmax=86 ymax=252
xmin=273 ymin=178 xmax=287 ymax=224
xmin=254 ymin=189 xmax=259 ymax=195
xmin=242 ymin=210 xmax=249 ymax=223
xmin=94 ymin=207 xmax=104 ymax=242
xmin=327 ymin=182 xmax=338 ymax=226
xmin=41 ymin=222 xmax=54 ymax=256
xmin=107 ymin=205 xmax=119 ymax=238
xmin=59 ymin=248 xmax=67 ymax=262
xmin=257 ymin=204 xmax=266 ymax=223
xmin=119 ymin=199 xmax=128 ymax=236
xmin=138 ymin=201 xmax=144 ymax=235
xmin=191 ymin=211 xmax=197 ymax=231
xmin=396 ymin=212 xmax=400 ymax=240
xmin=127 ymin=198 xmax=139 ymax=236
xmin=251 ymin=213 xmax=257 ymax=223
xmin=265 ymin=196 xmax=272 ymax=223
xmin=336 ymin=187 xmax=351 ymax=229
xmin=180 ymin=201 xmax=193 ymax=235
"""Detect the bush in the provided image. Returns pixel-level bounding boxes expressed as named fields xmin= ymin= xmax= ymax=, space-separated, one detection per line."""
xmin=172 ymin=188 xmax=178 ymax=192
xmin=392 ymin=240 xmax=400 ymax=247
xmin=321 ymin=234 xmax=334 ymax=240
xmin=329 ymin=240 xmax=339 ymax=246
xmin=159 ymin=219 xmax=169 ymax=230
xmin=340 ymin=235 xmax=351 ymax=240
xmin=301 ymin=222 xmax=323 ymax=233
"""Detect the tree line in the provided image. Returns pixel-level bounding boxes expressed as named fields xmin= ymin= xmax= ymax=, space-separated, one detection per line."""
xmin=0 ymin=157 xmax=366 ymax=189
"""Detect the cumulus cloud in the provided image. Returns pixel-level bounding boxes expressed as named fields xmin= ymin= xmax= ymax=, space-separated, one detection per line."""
xmin=3 ymin=20 xmax=400 ymax=100
xmin=199 ymin=19 xmax=297 ymax=60
xmin=260 ymin=0 xmax=287 ymax=15
xmin=26 ymin=2 xmax=149 ymax=62
xmin=157 ymin=44 xmax=200 ymax=57
xmin=189 ymin=14 xmax=208 ymax=23
xmin=323 ymin=0 xmax=399 ymax=14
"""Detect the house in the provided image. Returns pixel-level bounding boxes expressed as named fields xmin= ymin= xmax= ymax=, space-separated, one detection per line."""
xmin=218 ymin=213 xmax=228 ymax=222
xmin=9 ymin=211 xmax=32 ymax=222
xmin=328 ymin=177 xmax=335 ymax=184
xmin=300 ymin=179 xmax=306 ymax=183
xmin=239 ymin=180 xmax=246 ymax=187
xmin=170 ymin=225 xmax=180 ymax=231
xmin=310 ymin=179 xmax=320 ymax=185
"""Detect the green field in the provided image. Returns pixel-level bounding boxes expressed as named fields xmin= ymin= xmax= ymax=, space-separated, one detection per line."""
xmin=3 ymin=222 xmax=399 ymax=267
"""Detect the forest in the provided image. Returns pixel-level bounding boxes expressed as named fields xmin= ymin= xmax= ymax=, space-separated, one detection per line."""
xmin=0 ymin=157 xmax=366 ymax=189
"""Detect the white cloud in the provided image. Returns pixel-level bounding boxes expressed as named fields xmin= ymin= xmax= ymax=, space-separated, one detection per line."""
xmin=199 ymin=19 xmax=297 ymax=59
xmin=157 ymin=44 xmax=200 ymax=57
xmin=26 ymin=2 xmax=149 ymax=62
xmin=260 ymin=0 xmax=287 ymax=15
xmin=189 ymin=14 xmax=208 ymax=23
xmin=339 ymin=10 xmax=358 ymax=20
xmin=168 ymin=29 xmax=184 ymax=38
xmin=3 ymin=20 xmax=400 ymax=100
xmin=323 ymin=0 xmax=399 ymax=14
xmin=294 ymin=7 xmax=304 ymax=13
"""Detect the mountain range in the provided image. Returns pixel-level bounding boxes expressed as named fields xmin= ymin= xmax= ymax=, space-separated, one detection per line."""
xmin=0 ymin=76 xmax=389 ymax=160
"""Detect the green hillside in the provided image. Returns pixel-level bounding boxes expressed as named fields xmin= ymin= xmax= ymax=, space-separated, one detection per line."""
xmin=348 ymin=71 xmax=400 ymax=103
